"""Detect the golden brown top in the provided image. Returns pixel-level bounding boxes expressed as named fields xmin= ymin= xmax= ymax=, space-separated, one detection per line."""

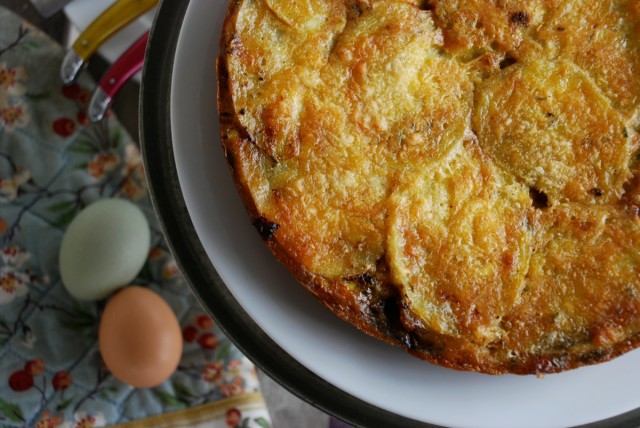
xmin=218 ymin=0 xmax=640 ymax=374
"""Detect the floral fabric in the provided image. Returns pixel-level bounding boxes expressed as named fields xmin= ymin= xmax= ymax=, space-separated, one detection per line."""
xmin=0 ymin=7 xmax=271 ymax=428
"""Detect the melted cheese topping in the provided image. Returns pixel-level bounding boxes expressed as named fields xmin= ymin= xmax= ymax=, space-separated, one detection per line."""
xmin=229 ymin=2 xmax=472 ymax=277
xmin=387 ymin=143 xmax=532 ymax=343
xmin=474 ymin=59 xmax=632 ymax=205
xmin=222 ymin=0 xmax=640 ymax=369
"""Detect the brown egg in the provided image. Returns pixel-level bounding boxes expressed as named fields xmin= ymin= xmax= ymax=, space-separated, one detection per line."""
xmin=99 ymin=286 xmax=182 ymax=388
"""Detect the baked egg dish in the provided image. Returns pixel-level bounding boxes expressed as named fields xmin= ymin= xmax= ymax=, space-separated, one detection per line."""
xmin=217 ymin=0 xmax=640 ymax=374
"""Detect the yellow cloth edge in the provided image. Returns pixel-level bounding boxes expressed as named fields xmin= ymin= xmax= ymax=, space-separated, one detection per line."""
xmin=113 ymin=392 xmax=267 ymax=428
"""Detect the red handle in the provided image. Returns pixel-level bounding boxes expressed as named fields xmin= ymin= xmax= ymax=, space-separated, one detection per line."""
xmin=98 ymin=32 xmax=149 ymax=97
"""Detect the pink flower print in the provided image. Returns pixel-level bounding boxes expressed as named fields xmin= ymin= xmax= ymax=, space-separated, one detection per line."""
xmin=162 ymin=259 xmax=181 ymax=280
xmin=227 ymin=358 xmax=259 ymax=391
xmin=119 ymin=176 xmax=146 ymax=200
xmin=0 ymin=169 xmax=30 ymax=202
xmin=123 ymin=144 xmax=144 ymax=179
xmin=148 ymin=246 xmax=165 ymax=261
xmin=220 ymin=376 xmax=245 ymax=397
xmin=34 ymin=410 xmax=64 ymax=428
xmin=202 ymin=361 xmax=224 ymax=383
xmin=228 ymin=359 xmax=241 ymax=370
xmin=2 ymin=245 xmax=31 ymax=267
xmin=118 ymin=144 xmax=146 ymax=200
xmin=87 ymin=153 xmax=119 ymax=179
xmin=60 ymin=412 xmax=106 ymax=428
xmin=0 ymin=101 xmax=30 ymax=133
xmin=0 ymin=63 xmax=26 ymax=99
xmin=0 ymin=266 xmax=29 ymax=305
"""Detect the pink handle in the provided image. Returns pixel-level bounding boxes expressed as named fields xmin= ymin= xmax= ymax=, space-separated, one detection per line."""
xmin=98 ymin=32 xmax=149 ymax=97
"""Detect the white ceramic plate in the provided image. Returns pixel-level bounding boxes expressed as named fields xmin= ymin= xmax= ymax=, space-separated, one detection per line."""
xmin=141 ymin=1 xmax=640 ymax=427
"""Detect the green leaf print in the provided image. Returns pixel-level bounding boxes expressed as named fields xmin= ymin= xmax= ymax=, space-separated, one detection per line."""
xmin=98 ymin=385 xmax=119 ymax=400
xmin=68 ymin=139 xmax=98 ymax=154
xmin=57 ymin=301 xmax=99 ymax=339
xmin=110 ymin=128 xmax=123 ymax=148
xmin=152 ymin=390 xmax=186 ymax=409
xmin=26 ymin=91 xmax=49 ymax=101
xmin=0 ymin=315 xmax=9 ymax=333
xmin=56 ymin=396 xmax=74 ymax=412
xmin=215 ymin=342 xmax=232 ymax=360
xmin=52 ymin=207 xmax=79 ymax=229
xmin=254 ymin=417 xmax=271 ymax=428
xmin=172 ymin=381 xmax=196 ymax=402
xmin=0 ymin=398 xmax=25 ymax=423
xmin=46 ymin=201 xmax=75 ymax=213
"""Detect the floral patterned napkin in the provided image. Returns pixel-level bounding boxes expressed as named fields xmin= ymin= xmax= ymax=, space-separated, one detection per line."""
xmin=0 ymin=6 xmax=271 ymax=428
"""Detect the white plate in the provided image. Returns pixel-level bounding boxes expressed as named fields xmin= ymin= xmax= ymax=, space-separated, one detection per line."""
xmin=143 ymin=1 xmax=640 ymax=427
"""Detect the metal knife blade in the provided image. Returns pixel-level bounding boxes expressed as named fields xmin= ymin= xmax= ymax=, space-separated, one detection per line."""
xmin=29 ymin=0 xmax=74 ymax=18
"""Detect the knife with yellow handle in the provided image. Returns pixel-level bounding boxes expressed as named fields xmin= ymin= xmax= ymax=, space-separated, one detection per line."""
xmin=61 ymin=0 xmax=158 ymax=84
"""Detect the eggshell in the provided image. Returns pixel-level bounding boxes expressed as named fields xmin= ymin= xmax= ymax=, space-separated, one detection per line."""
xmin=99 ymin=286 xmax=183 ymax=388
xmin=59 ymin=198 xmax=150 ymax=301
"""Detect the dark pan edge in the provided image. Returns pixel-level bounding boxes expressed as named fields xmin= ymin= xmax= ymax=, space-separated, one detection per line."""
xmin=140 ymin=1 xmax=640 ymax=427
xmin=139 ymin=1 xmax=439 ymax=427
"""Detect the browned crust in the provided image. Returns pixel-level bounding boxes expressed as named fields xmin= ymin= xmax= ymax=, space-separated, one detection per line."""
xmin=216 ymin=0 xmax=640 ymax=375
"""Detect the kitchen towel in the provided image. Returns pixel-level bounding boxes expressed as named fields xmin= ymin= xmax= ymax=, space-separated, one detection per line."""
xmin=0 ymin=6 xmax=271 ymax=427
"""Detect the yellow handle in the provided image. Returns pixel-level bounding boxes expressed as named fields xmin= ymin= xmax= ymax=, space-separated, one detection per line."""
xmin=72 ymin=0 xmax=159 ymax=60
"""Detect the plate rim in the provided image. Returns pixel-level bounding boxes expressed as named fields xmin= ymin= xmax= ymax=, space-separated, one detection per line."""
xmin=139 ymin=1 xmax=640 ymax=427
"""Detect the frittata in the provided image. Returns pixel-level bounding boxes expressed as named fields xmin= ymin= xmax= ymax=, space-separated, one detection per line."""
xmin=217 ymin=0 xmax=640 ymax=374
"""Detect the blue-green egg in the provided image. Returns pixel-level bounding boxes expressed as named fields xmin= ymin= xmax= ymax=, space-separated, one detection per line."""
xmin=59 ymin=198 xmax=151 ymax=300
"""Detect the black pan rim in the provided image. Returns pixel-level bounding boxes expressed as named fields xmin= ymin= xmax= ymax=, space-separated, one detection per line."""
xmin=139 ymin=1 xmax=640 ymax=427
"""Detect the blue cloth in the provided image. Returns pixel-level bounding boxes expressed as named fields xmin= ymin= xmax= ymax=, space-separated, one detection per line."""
xmin=0 ymin=7 xmax=270 ymax=427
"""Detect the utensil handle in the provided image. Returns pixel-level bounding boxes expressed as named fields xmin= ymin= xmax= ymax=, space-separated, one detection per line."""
xmin=100 ymin=32 xmax=148 ymax=97
xmin=88 ymin=32 xmax=149 ymax=122
xmin=71 ymin=0 xmax=157 ymax=61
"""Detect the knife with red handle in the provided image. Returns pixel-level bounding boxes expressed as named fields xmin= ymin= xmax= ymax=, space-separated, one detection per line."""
xmin=87 ymin=32 xmax=149 ymax=122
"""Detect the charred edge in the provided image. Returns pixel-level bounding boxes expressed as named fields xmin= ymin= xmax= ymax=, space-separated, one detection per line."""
xmin=252 ymin=217 xmax=280 ymax=241
xmin=346 ymin=272 xmax=376 ymax=287
xmin=218 ymin=58 xmax=229 ymax=85
xmin=529 ymin=187 xmax=549 ymax=209
xmin=367 ymin=292 xmax=436 ymax=353
xmin=499 ymin=53 xmax=517 ymax=69
xmin=510 ymin=11 xmax=530 ymax=28
xmin=577 ymin=348 xmax=610 ymax=364
xmin=349 ymin=3 xmax=363 ymax=17
xmin=217 ymin=58 xmax=259 ymax=150
xmin=224 ymin=147 xmax=235 ymax=170
xmin=380 ymin=296 xmax=417 ymax=350
xmin=219 ymin=111 xmax=234 ymax=123
xmin=590 ymin=188 xmax=604 ymax=197
xmin=418 ymin=1 xmax=434 ymax=11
